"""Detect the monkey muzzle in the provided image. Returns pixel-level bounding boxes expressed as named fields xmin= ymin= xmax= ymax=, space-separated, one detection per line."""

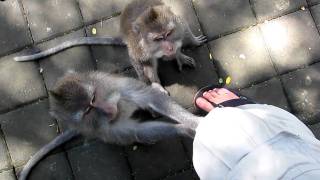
xmin=161 ymin=41 xmax=176 ymax=57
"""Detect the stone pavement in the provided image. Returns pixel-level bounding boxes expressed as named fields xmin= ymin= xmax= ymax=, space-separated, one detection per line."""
xmin=0 ymin=0 xmax=320 ymax=179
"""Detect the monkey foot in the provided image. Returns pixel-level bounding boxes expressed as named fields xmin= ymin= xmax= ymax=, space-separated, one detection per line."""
xmin=194 ymin=87 xmax=255 ymax=112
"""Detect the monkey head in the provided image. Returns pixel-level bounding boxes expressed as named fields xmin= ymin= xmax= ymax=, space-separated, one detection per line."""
xmin=49 ymin=73 xmax=119 ymax=127
xmin=133 ymin=6 xmax=183 ymax=58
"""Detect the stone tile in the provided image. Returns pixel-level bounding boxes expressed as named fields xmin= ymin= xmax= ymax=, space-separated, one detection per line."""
xmin=193 ymin=0 xmax=256 ymax=39
xmin=23 ymin=0 xmax=83 ymax=42
xmin=209 ymin=27 xmax=276 ymax=89
xmin=86 ymin=17 xmax=131 ymax=73
xmin=260 ymin=10 xmax=320 ymax=74
xmin=0 ymin=99 xmax=59 ymax=167
xmin=164 ymin=169 xmax=199 ymax=180
xmin=0 ymin=169 xmax=15 ymax=180
xmin=0 ymin=0 xmax=32 ymax=56
xmin=16 ymin=152 xmax=73 ymax=180
xmin=78 ymin=0 xmax=132 ymax=24
xmin=240 ymin=78 xmax=291 ymax=111
xmin=158 ymin=45 xmax=219 ymax=108
xmin=281 ymin=63 xmax=320 ymax=124
xmin=127 ymin=138 xmax=190 ymax=180
xmin=0 ymin=133 xmax=10 ymax=171
xmin=68 ymin=140 xmax=131 ymax=180
xmin=310 ymin=4 xmax=320 ymax=30
xmin=308 ymin=122 xmax=320 ymax=140
xmin=163 ymin=0 xmax=203 ymax=35
xmin=38 ymin=29 xmax=95 ymax=90
xmin=308 ymin=0 xmax=320 ymax=6
xmin=251 ymin=0 xmax=307 ymax=22
xmin=0 ymin=53 xmax=47 ymax=112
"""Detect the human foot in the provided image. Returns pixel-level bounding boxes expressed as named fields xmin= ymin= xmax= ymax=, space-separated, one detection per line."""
xmin=195 ymin=88 xmax=239 ymax=112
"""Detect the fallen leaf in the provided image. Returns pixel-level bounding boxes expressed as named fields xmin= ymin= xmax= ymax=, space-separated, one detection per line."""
xmin=226 ymin=76 xmax=231 ymax=85
xmin=92 ymin=27 xmax=97 ymax=35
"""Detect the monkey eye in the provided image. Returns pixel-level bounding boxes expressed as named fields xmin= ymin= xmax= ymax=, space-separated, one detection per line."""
xmin=84 ymin=106 xmax=92 ymax=115
xmin=84 ymin=93 xmax=95 ymax=115
xmin=89 ymin=93 xmax=95 ymax=106
xmin=154 ymin=36 xmax=164 ymax=41
xmin=166 ymin=30 xmax=173 ymax=37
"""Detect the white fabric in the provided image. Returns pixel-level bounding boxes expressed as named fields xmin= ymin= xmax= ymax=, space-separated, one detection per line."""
xmin=193 ymin=104 xmax=320 ymax=180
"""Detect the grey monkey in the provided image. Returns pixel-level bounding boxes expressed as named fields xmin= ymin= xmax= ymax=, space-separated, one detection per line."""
xmin=18 ymin=71 xmax=201 ymax=180
xmin=14 ymin=0 xmax=207 ymax=91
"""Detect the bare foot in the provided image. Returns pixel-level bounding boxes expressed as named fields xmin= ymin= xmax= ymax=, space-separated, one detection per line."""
xmin=195 ymin=88 xmax=239 ymax=112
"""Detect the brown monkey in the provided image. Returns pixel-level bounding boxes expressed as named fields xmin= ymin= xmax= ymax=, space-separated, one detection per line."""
xmin=14 ymin=0 xmax=206 ymax=91
xmin=18 ymin=71 xmax=201 ymax=180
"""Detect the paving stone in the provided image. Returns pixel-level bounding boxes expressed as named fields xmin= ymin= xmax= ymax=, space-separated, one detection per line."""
xmin=251 ymin=0 xmax=307 ymax=22
xmin=0 ymin=132 xmax=10 ymax=171
xmin=308 ymin=0 xmax=320 ymax=6
xmin=23 ymin=0 xmax=83 ymax=42
xmin=86 ymin=17 xmax=131 ymax=73
xmin=163 ymin=0 xmax=202 ymax=35
xmin=78 ymin=0 xmax=132 ymax=24
xmin=209 ymin=26 xmax=276 ymax=89
xmin=260 ymin=10 xmax=320 ymax=74
xmin=0 ymin=99 xmax=59 ymax=167
xmin=0 ymin=169 xmax=15 ymax=180
xmin=68 ymin=140 xmax=131 ymax=180
xmin=193 ymin=0 xmax=256 ymax=39
xmin=308 ymin=122 xmax=320 ymax=140
xmin=0 ymin=0 xmax=32 ymax=56
xmin=38 ymin=29 xmax=95 ymax=90
xmin=0 ymin=53 xmax=47 ymax=112
xmin=281 ymin=63 xmax=320 ymax=124
xmin=16 ymin=152 xmax=73 ymax=180
xmin=164 ymin=169 xmax=199 ymax=180
xmin=240 ymin=78 xmax=291 ymax=111
xmin=127 ymin=138 xmax=190 ymax=180
xmin=158 ymin=45 xmax=219 ymax=108
xmin=310 ymin=4 xmax=320 ymax=30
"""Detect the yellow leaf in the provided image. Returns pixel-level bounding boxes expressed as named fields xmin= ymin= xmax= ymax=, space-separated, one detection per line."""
xmin=226 ymin=76 xmax=231 ymax=85
xmin=92 ymin=27 xmax=97 ymax=35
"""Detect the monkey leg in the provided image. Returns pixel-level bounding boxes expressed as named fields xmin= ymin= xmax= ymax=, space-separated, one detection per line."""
xmin=176 ymin=48 xmax=196 ymax=71
xmin=135 ymin=122 xmax=195 ymax=144
xmin=131 ymin=58 xmax=150 ymax=83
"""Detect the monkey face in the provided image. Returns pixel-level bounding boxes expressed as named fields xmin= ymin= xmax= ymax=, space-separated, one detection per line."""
xmin=134 ymin=6 xmax=182 ymax=58
xmin=49 ymin=73 xmax=119 ymax=129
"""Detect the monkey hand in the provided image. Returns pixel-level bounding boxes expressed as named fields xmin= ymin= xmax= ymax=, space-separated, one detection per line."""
xmin=151 ymin=82 xmax=169 ymax=95
xmin=176 ymin=54 xmax=196 ymax=71
xmin=194 ymin=35 xmax=207 ymax=46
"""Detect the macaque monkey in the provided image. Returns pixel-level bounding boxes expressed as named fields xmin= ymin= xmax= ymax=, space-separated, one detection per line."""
xmin=14 ymin=0 xmax=207 ymax=91
xmin=18 ymin=71 xmax=201 ymax=180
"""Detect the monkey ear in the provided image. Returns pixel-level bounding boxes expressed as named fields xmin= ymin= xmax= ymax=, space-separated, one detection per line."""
xmin=145 ymin=7 xmax=158 ymax=23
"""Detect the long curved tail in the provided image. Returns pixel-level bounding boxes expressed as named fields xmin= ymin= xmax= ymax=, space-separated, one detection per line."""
xmin=19 ymin=130 xmax=78 ymax=180
xmin=14 ymin=37 xmax=126 ymax=62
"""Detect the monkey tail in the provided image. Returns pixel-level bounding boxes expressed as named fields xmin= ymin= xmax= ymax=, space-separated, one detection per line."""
xmin=14 ymin=37 xmax=126 ymax=62
xmin=18 ymin=130 xmax=78 ymax=180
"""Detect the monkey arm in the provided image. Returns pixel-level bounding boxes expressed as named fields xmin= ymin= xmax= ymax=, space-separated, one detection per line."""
xmin=14 ymin=37 xmax=126 ymax=62
xmin=122 ymin=84 xmax=201 ymax=129
xmin=19 ymin=129 xmax=78 ymax=180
